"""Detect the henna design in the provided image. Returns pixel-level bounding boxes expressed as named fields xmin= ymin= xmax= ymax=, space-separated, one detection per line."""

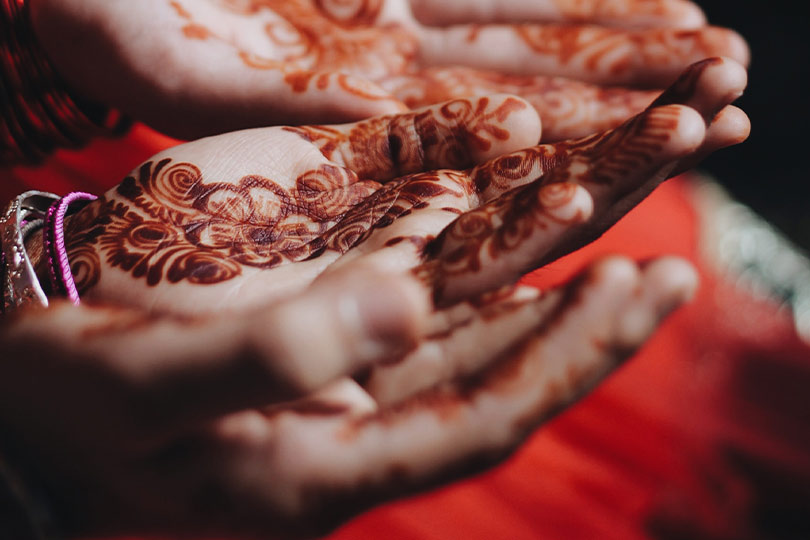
xmin=548 ymin=0 xmax=693 ymax=26
xmin=650 ymin=56 xmax=722 ymax=109
xmin=470 ymin=102 xmax=679 ymax=199
xmin=171 ymin=0 xmax=416 ymax=85
xmin=312 ymin=170 xmax=466 ymax=257
xmin=285 ymin=97 xmax=528 ymax=180
xmin=425 ymin=181 xmax=583 ymax=276
xmin=536 ymin=104 xmax=679 ymax=187
xmin=509 ymin=25 xmax=733 ymax=82
xmin=66 ymin=159 xmax=467 ymax=290
xmin=380 ymin=68 xmax=656 ymax=142
xmin=411 ymin=102 xmax=683 ymax=304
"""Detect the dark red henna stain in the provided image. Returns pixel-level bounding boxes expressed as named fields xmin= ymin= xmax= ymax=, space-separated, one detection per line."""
xmin=67 ymin=159 xmax=465 ymax=290
xmin=285 ymin=97 xmax=527 ymax=181
xmin=418 ymin=179 xmax=583 ymax=303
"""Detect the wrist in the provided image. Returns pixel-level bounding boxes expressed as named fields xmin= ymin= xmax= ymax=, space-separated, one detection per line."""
xmin=3 ymin=191 xmax=95 ymax=314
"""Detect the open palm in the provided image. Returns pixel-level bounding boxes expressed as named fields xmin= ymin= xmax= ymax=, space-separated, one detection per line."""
xmin=65 ymin=57 xmax=746 ymax=315
xmin=32 ymin=0 xmax=748 ymax=140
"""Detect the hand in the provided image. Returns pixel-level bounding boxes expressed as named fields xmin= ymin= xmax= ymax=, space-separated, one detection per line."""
xmin=29 ymin=0 xmax=748 ymax=140
xmin=0 ymin=255 xmax=696 ymax=538
xmin=0 ymin=59 xmax=746 ymax=537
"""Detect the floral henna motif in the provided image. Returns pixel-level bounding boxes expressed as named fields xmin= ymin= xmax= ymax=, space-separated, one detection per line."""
xmin=417 ymin=182 xmax=584 ymax=303
xmin=170 ymin=0 xmax=415 ymax=84
xmin=65 ymin=159 xmax=466 ymax=291
xmin=285 ymin=97 xmax=528 ymax=180
xmin=380 ymin=68 xmax=656 ymax=142
xmin=471 ymin=103 xmax=679 ymax=199
xmin=513 ymin=24 xmax=732 ymax=82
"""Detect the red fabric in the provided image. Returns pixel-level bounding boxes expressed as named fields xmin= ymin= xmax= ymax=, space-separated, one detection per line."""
xmin=3 ymin=126 xmax=808 ymax=540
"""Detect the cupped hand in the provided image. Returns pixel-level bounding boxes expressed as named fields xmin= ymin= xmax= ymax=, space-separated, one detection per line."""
xmin=0 ymin=59 xmax=747 ymax=537
xmin=30 ymin=0 xmax=748 ymax=140
xmin=62 ymin=57 xmax=748 ymax=314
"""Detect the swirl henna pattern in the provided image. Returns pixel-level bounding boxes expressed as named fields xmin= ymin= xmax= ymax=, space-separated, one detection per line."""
xmin=169 ymin=0 xmax=416 ymax=84
xmin=63 ymin=159 xmax=468 ymax=291
xmin=380 ymin=67 xmax=659 ymax=141
xmin=61 ymin=58 xmax=747 ymax=311
xmin=162 ymin=0 xmax=747 ymax=139
xmin=284 ymin=96 xmax=528 ymax=178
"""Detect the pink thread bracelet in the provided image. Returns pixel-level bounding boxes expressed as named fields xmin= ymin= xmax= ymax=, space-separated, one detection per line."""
xmin=44 ymin=192 xmax=97 ymax=304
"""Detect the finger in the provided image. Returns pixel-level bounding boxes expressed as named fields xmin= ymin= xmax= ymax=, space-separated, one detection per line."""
xmin=423 ymin=104 xmax=703 ymax=304
xmin=410 ymin=0 xmax=706 ymax=29
xmin=363 ymin=285 xmax=550 ymax=406
xmin=581 ymin=58 xmax=749 ymax=215
xmin=284 ymin=95 xmax=542 ymax=181
xmin=670 ymin=104 xmax=750 ymax=177
xmin=420 ymin=181 xmax=594 ymax=305
xmin=650 ymin=56 xmax=748 ymax=123
xmin=463 ymin=56 xmax=746 ymax=202
xmin=261 ymin=378 xmax=379 ymax=419
xmin=420 ymin=24 xmax=749 ymax=87
xmin=545 ymin=104 xmax=706 ymax=213
xmin=3 ymin=269 xmax=429 ymax=431
xmin=577 ymin=57 xmax=747 ymax=205
xmin=253 ymin=257 xmax=697 ymax=532
xmin=380 ymin=67 xmax=658 ymax=142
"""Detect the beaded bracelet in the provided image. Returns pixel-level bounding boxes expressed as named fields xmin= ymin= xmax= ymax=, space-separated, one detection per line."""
xmin=0 ymin=0 xmax=131 ymax=164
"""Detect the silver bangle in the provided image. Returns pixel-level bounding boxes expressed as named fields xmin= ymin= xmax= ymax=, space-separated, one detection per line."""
xmin=1 ymin=191 xmax=60 ymax=314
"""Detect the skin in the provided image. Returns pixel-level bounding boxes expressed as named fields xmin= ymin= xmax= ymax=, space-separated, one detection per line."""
xmin=0 ymin=59 xmax=749 ymax=538
xmin=28 ymin=0 xmax=748 ymax=140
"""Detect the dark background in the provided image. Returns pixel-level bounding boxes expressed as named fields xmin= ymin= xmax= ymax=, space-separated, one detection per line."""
xmin=699 ymin=2 xmax=810 ymax=250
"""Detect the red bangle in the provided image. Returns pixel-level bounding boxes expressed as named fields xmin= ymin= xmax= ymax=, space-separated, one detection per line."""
xmin=0 ymin=0 xmax=131 ymax=164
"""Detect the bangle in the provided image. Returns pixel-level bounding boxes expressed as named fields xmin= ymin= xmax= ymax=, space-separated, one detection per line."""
xmin=0 ymin=0 xmax=131 ymax=164
xmin=1 ymin=190 xmax=58 ymax=314
xmin=44 ymin=192 xmax=97 ymax=304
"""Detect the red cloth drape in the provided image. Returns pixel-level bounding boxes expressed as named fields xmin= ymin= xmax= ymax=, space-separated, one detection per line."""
xmin=3 ymin=125 xmax=808 ymax=540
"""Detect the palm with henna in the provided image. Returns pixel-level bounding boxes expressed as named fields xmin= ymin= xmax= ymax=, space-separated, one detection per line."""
xmin=0 ymin=58 xmax=748 ymax=537
xmin=30 ymin=0 xmax=748 ymax=140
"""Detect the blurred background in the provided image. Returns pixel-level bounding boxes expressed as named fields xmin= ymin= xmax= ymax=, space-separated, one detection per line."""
xmin=700 ymin=1 xmax=810 ymax=251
